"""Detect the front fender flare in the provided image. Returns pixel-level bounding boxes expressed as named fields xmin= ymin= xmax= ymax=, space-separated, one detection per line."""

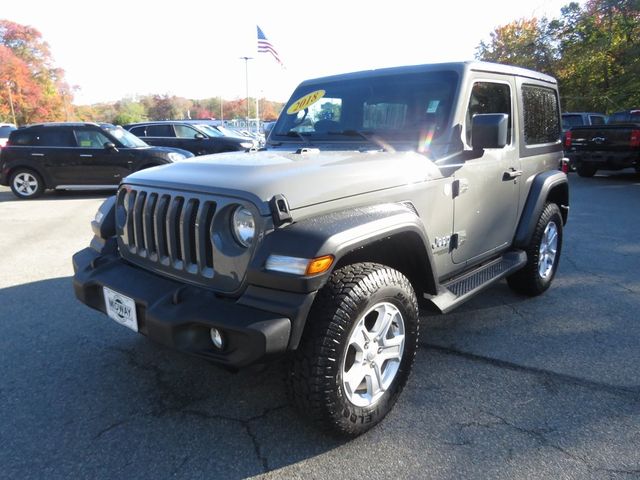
xmin=247 ymin=203 xmax=438 ymax=295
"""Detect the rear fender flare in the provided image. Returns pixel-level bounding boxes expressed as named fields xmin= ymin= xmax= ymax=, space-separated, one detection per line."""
xmin=514 ymin=170 xmax=569 ymax=247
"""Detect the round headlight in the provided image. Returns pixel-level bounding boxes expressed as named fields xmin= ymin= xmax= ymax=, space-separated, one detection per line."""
xmin=168 ymin=152 xmax=186 ymax=162
xmin=231 ymin=206 xmax=255 ymax=247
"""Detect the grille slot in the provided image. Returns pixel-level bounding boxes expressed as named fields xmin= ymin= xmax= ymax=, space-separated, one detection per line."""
xmin=119 ymin=188 xmax=217 ymax=278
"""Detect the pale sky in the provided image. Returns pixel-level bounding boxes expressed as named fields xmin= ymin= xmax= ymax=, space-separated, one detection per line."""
xmin=2 ymin=0 xmax=577 ymax=105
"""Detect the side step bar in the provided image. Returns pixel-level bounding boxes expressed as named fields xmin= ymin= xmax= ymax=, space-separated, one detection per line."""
xmin=425 ymin=250 xmax=527 ymax=313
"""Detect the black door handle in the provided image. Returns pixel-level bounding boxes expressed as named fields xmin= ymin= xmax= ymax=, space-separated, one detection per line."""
xmin=503 ymin=168 xmax=523 ymax=180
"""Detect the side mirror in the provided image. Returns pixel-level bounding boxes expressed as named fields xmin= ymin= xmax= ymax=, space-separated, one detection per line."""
xmin=471 ymin=113 xmax=508 ymax=150
xmin=104 ymin=142 xmax=119 ymax=152
xmin=194 ymin=133 xmax=205 ymax=140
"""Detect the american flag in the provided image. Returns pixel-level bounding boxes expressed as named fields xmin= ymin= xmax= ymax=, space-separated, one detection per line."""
xmin=257 ymin=25 xmax=283 ymax=66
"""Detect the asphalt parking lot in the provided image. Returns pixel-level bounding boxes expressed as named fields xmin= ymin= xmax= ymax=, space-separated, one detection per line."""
xmin=1 ymin=173 xmax=639 ymax=479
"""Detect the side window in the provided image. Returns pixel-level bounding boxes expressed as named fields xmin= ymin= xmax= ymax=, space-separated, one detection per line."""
xmin=466 ymin=82 xmax=511 ymax=146
xmin=10 ymin=131 xmax=36 ymax=146
xmin=590 ymin=115 xmax=605 ymax=125
xmin=146 ymin=125 xmax=175 ymax=137
xmin=174 ymin=125 xmax=200 ymax=138
xmin=522 ymin=85 xmax=560 ymax=145
xmin=74 ymin=129 xmax=111 ymax=148
xmin=130 ymin=126 xmax=147 ymax=137
xmin=35 ymin=129 xmax=76 ymax=147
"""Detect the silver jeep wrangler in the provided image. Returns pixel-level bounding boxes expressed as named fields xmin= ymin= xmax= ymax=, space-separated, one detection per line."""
xmin=74 ymin=61 xmax=568 ymax=436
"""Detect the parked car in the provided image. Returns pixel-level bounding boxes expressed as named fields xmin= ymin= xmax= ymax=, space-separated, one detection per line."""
xmin=124 ymin=121 xmax=256 ymax=156
xmin=561 ymin=113 xmax=607 ymax=170
xmin=183 ymin=120 xmax=266 ymax=147
xmin=0 ymin=122 xmax=193 ymax=199
xmin=565 ymin=109 xmax=640 ymax=177
xmin=0 ymin=123 xmax=17 ymax=148
xmin=561 ymin=112 xmax=607 ymax=131
xmin=74 ymin=61 xmax=568 ymax=436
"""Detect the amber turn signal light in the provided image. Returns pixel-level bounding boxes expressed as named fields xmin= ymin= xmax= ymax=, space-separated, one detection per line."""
xmin=305 ymin=255 xmax=334 ymax=275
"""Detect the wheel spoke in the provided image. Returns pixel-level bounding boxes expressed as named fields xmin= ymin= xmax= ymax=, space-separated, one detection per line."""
xmin=365 ymin=364 xmax=383 ymax=398
xmin=343 ymin=363 xmax=367 ymax=394
xmin=377 ymin=341 xmax=404 ymax=362
xmin=370 ymin=303 xmax=398 ymax=339
xmin=349 ymin=322 xmax=368 ymax=352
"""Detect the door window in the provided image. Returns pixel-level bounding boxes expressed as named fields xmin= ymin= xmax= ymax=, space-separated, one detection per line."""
xmin=146 ymin=124 xmax=175 ymax=137
xmin=129 ymin=126 xmax=147 ymax=137
xmin=74 ymin=129 xmax=111 ymax=148
xmin=174 ymin=125 xmax=201 ymax=138
xmin=30 ymin=129 xmax=76 ymax=147
xmin=466 ymin=82 xmax=512 ymax=146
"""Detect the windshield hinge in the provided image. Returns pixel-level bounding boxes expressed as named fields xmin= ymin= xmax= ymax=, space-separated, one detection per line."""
xmin=269 ymin=194 xmax=293 ymax=228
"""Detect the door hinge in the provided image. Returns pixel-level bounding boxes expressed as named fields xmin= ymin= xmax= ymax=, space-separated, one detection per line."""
xmin=451 ymin=179 xmax=469 ymax=199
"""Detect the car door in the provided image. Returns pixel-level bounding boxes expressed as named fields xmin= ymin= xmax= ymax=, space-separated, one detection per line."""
xmin=451 ymin=79 xmax=521 ymax=265
xmin=33 ymin=127 xmax=80 ymax=184
xmin=174 ymin=124 xmax=210 ymax=155
xmin=72 ymin=127 xmax=131 ymax=185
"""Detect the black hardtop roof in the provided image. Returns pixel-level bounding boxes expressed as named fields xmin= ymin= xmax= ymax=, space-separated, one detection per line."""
xmin=298 ymin=61 xmax=557 ymax=87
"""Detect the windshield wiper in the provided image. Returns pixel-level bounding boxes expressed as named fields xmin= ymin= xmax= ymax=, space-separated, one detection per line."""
xmin=328 ymin=130 xmax=394 ymax=152
xmin=285 ymin=131 xmax=312 ymax=145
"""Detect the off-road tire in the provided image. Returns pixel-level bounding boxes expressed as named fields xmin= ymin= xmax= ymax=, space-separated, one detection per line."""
xmin=10 ymin=169 xmax=45 ymax=199
xmin=576 ymin=162 xmax=597 ymax=177
xmin=507 ymin=203 xmax=563 ymax=296
xmin=287 ymin=263 xmax=419 ymax=437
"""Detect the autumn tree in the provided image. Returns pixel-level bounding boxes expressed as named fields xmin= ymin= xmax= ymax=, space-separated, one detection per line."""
xmin=476 ymin=0 xmax=640 ymax=113
xmin=476 ymin=18 xmax=556 ymax=74
xmin=0 ymin=19 xmax=71 ymax=123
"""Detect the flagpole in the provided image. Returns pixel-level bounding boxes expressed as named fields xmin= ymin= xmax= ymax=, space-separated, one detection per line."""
xmin=239 ymin=56 xmax=253 ymax=129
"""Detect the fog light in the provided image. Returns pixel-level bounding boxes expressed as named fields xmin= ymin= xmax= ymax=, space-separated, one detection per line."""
xmin=210 ymin=328 xmax=224 ymax=349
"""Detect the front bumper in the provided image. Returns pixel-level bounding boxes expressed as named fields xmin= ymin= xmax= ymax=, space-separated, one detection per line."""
xmin=73 ymin=247 xmax=315 ymax=368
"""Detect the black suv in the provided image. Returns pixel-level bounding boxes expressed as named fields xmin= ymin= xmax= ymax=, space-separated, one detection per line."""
xmin=0 ymin=123 xmax=193 ymax=199
xmin=124 ymin=121 xmax=256 ymax=156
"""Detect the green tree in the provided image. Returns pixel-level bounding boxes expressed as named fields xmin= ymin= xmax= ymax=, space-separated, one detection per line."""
xmin=476 ymin=18 xmax=556 ymax=74
xmin=476 ymin=0 xmax=640 ymax=113
xmin=112 ymin=99 xmax=146 ymax=125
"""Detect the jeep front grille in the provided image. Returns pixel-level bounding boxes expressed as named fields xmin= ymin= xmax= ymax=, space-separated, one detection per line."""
xmin=116 ymin=185 xmax=256 ymax=293
xmin=119 ymin=188 xmax=216 ymax=277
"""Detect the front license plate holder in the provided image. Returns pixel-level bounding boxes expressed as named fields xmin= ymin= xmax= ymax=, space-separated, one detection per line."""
xmin=103 ymin=287 xmax=138 ymax=332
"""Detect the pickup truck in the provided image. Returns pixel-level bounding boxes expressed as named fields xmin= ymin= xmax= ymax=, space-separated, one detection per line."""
xmin=565 ymin=109 xmax=640 ymax=177
xmin=73 ymin=61 xmax=569 ymax=436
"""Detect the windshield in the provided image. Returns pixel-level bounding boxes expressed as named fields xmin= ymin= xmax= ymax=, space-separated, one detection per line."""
xmin=271 ymin=71 xmax=459 ymax=155
xmin=561 ymin=115 xmax=584 ymax=129
xmin=194 ymin=124 xmax=224 ymax=137
xmin=105 ymin=125 xmax=148 ymax=148
xmin=217 ymin=126 xmax=247 ymax=138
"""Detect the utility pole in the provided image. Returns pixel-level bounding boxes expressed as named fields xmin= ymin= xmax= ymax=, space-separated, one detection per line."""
xmin=220 ymin=95 xmax=224 ymax=122
xmin=239 ymin=56 xmax=253 ymax=129
xmin=6 ymin=81 xmax=17 ymax=125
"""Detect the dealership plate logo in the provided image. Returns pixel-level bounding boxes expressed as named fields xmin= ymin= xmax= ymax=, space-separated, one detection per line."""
xmin=103 ymin=287 xmax=138 ymax=332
